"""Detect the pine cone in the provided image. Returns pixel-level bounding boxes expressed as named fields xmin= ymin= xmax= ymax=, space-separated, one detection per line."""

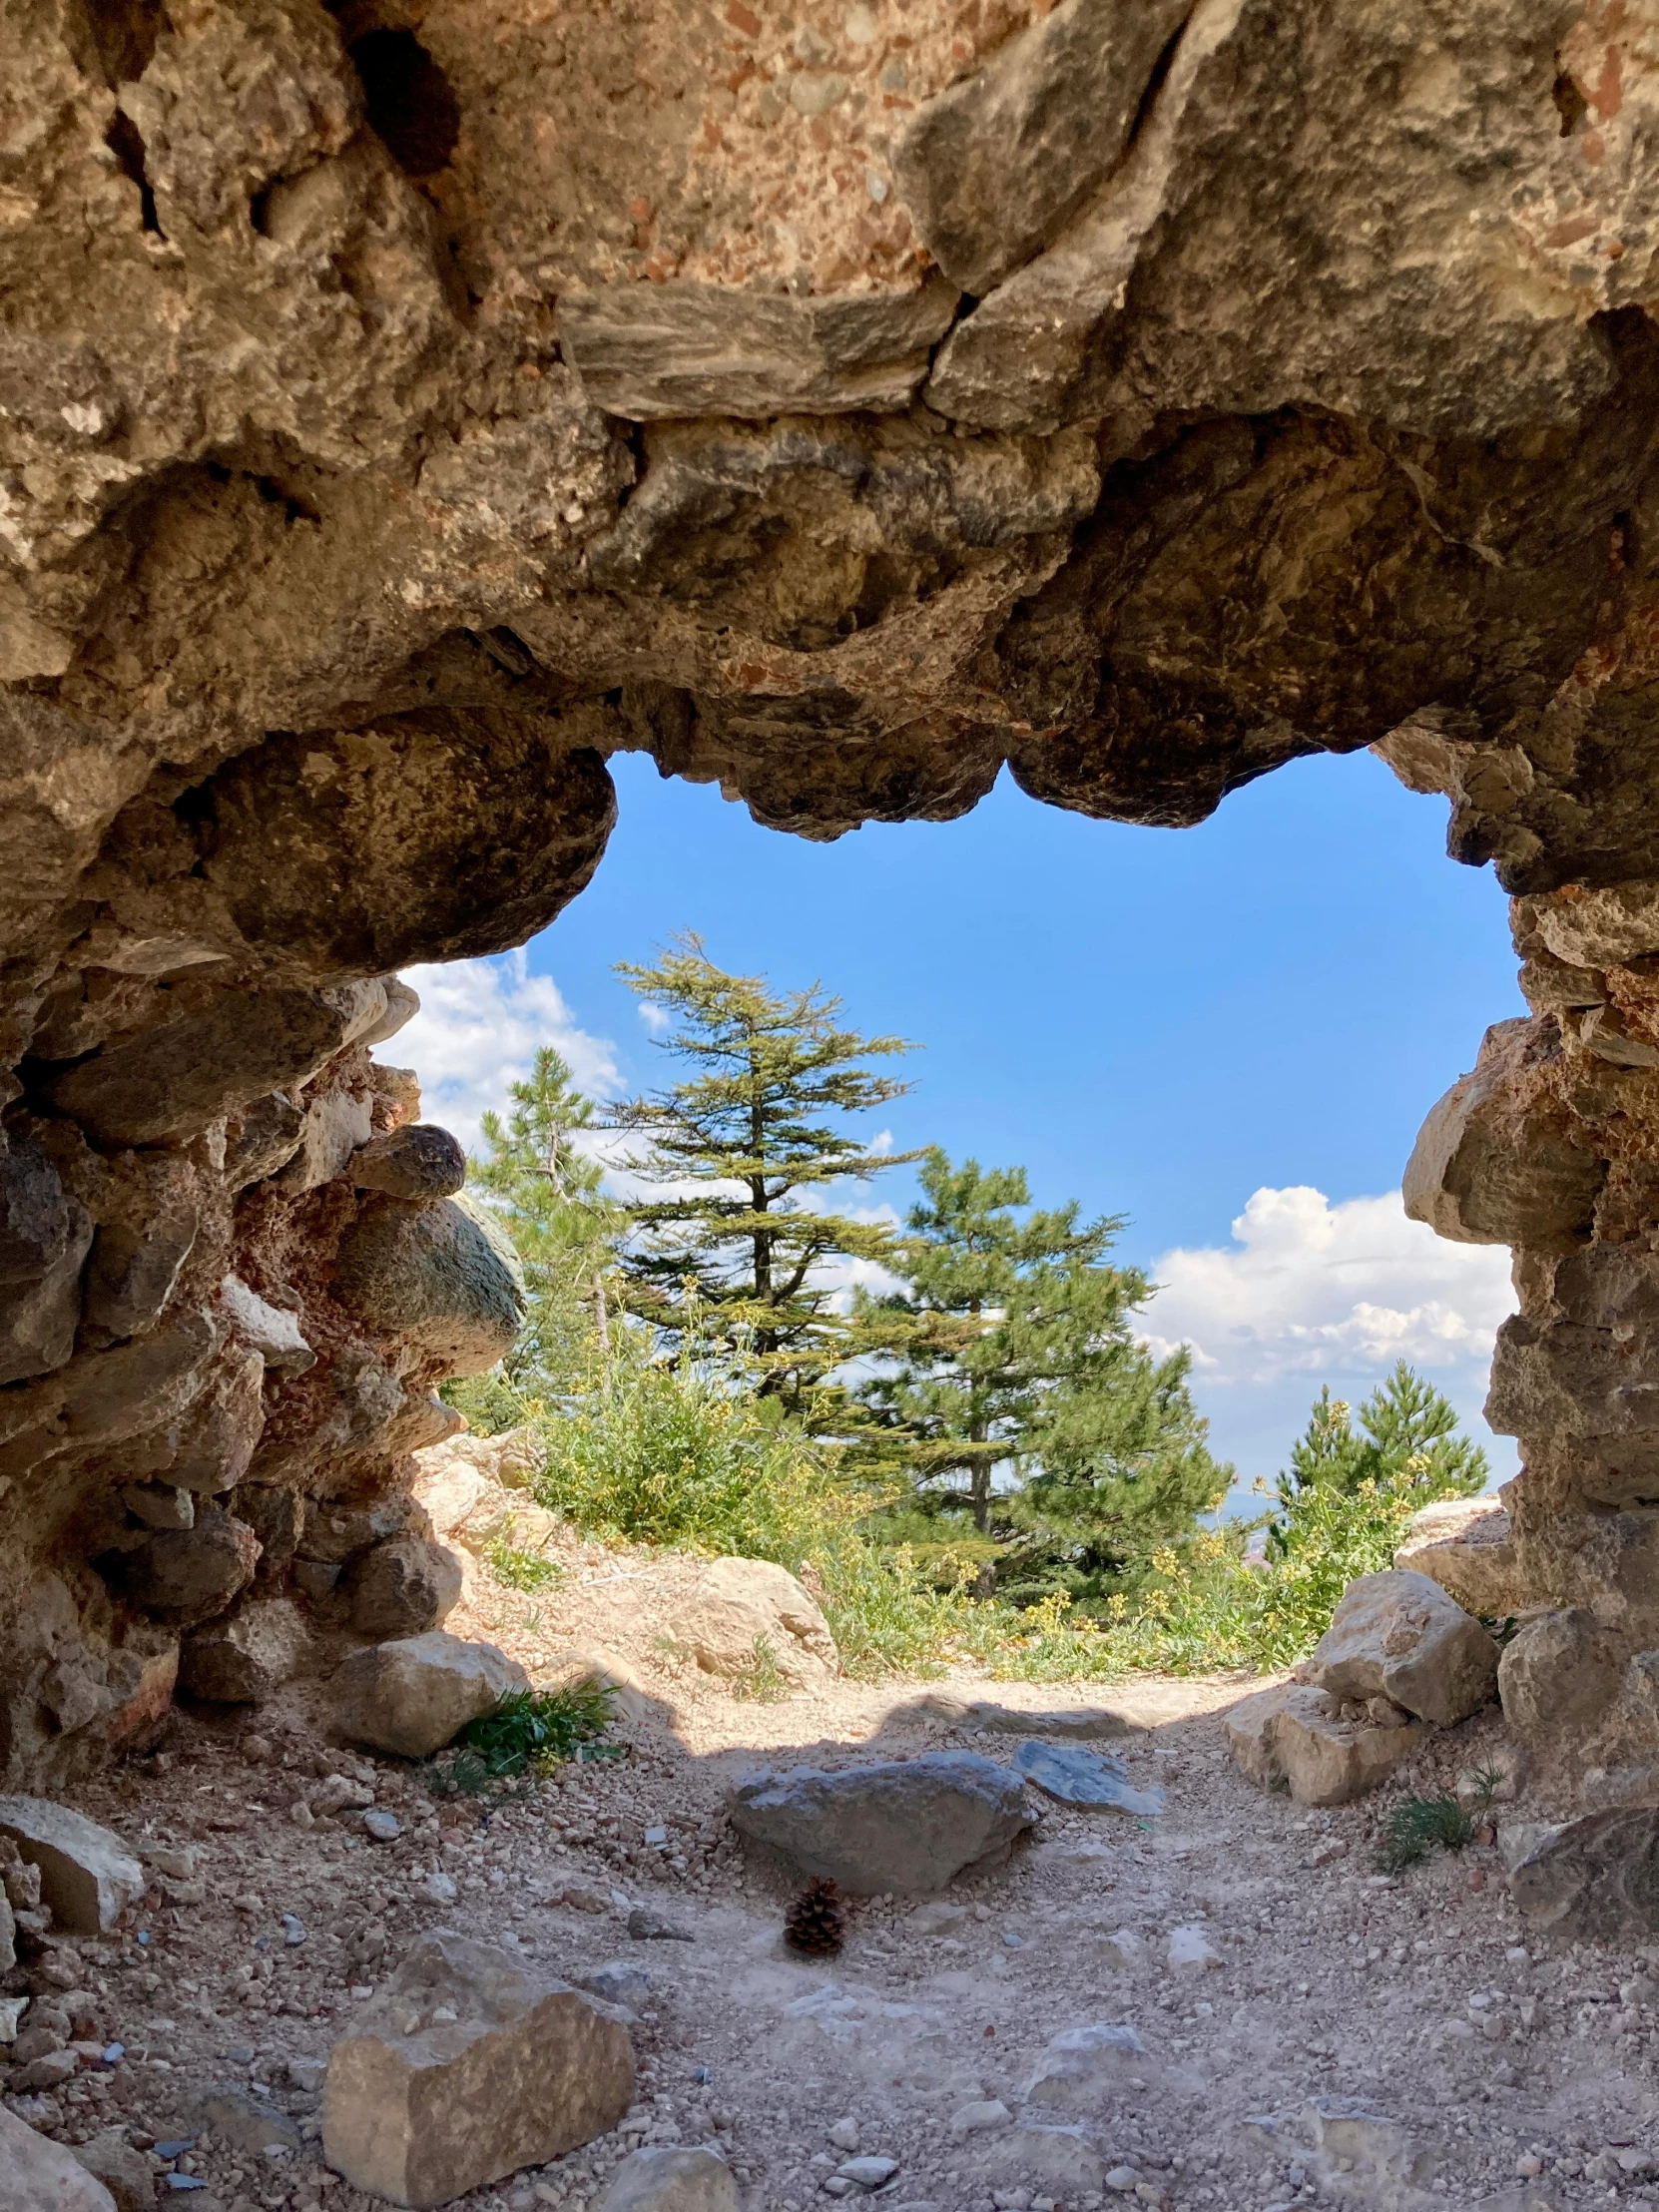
xmin=784 ymin=1875 xmax=845 ymax=1956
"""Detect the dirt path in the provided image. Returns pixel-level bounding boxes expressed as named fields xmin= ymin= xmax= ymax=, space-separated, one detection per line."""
xmin=13 ymin=1581 xmax=1659 ymax=2212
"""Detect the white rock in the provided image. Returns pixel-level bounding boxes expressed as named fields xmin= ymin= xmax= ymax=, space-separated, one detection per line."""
xmin=595 ymin=2146 xmax=739 ymax=2212
xmin=1021 ymin=2023 xmax=1148 ymax=2110
xmin=907 ymin=1902 xmax=969 ymax=1936
xmin=331 ymin=1630 xmax=528 ymax=1759
xmin=0 ymin=2104 xmax=119 ymax=2211
xmin=423 ymin=1871 xmax=459 ymax=1905
xmin=837 ymin=2159 xmax=898 ymax=2191
xmin=829 ymin=2119 xmax=860 ymax=2151
xmin=1298 ymin=1569 xmax=1498 ymax=1726
xmin=949 ymin=2100 xmax=1012 ymax=2137
xmin=1104 ymin=2172 xmax=1139 ymax=2195
xmin=219 ymin=1275 xmax=315 ymax=1373
xmin=0 ymin=1796 xmax=143 ymax=1935
xmin=1166 ymin=1925 xmax=1220 ymax=1971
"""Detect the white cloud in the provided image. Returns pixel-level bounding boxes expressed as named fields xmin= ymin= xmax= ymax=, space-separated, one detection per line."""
xmin=637 ymin=1001 xmax=672 ymax=1035
xmin=393 ymin=951 xmax=621 ymax=1155
xmin=1141 ymin=1186 xmax=1519 ymax=1495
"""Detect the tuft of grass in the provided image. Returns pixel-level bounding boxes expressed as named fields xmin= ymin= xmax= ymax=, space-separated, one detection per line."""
xmin=484 ymin=1539 xmax=565 ymax=1593
xmin=422 ymin=1682 xmax=616 ymax=1796
xmin=729 ymin=1633 xmax=791 ymax=1704
xmin=1373 ymin=1792 xmax=1474 ymax=1874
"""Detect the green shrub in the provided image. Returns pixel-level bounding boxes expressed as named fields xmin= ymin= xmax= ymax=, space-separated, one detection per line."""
xmin=1374 ymin=1793 xmax=1473 ymax=1873
xmin=458 ymin=1682 xmax=615 ymax=1780
xmin=483 ymin=1541 xmax=565 ymax=1594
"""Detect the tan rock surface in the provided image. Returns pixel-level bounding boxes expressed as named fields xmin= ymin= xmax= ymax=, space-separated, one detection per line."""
xmin=1299 ymin=1570 xmax=1499 ymax=1727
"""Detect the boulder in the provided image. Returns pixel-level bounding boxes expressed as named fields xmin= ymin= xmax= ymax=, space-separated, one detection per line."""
xmin=332 ymin=1631 xmax=527 ymax=1759
xmin=1393 ymin=1497 xmax=1522 ymax=1618
xmin=0 ymin=1797 xmax=143 ymax=1934
xmin=728 ymin=1752 xmax=1036 ymax=1896
xmin=115 ymin=1503 xmax=262 ymax=1626
xmin=351 ymin=1124 xmax=467 ymax=1201
xmin=0 ymin=2105 xmax=119 ymax=2212
xmin=1509 ymin=1807 xmax=1659 ymax=1940
xmin=596 ymin=2147 xmax=739 ymax=2212
xmin=1224 ymin=1683 xmax=1424 ymax=1807
xmin=665 ymin=1558 xmax=838 ymax=1684
xmin=180 ymin=1599 xmax=306 ymax=1704
xmin=0 ymin=1140 xmax=93 ymax=1385
xmin=1020 ymin=2022 xmax=1147 ymax=2111
xmin=321 ymin=1930 xmax=635 ymax=2207
xmin=1299 ymin=1570 xmax=1498 ymax=1726
xmin=331 ymin=1197 xmax=525 ymax=1377
xmin=343 ymin=1535 xmax=464 ymax=1639
xmin=67 ymin=2129 xmax=155 ymax=2212
xmin=1498 ymin=1609 xmax=1622 ymax=1738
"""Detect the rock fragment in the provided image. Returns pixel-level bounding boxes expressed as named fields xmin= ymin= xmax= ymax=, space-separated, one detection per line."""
xmin=321 ymin=1930 xmax=635 ymax=2207
xmin=68 ymin=2129 xmax=155 ymax=2212
xmin=1224 ymin=1682 xmax=1423 ymax=1806
xmin=331 ymin=1630 xmax=527 ymax=1759
xmin=0 ymin=1141 xmax=94 ymax=1384
xmin=179 ymin=1599 xmax=305 ymax=1704
xmin=342 ymin=1534 xmax=463 ymax=1639
xmin=0 ymin=2103 xmax=119 ymax=2211
xmin=595 ymin=2146 xmax=738 ymax=2212
xmin=350 ymin=1125 xmax=467 ymax=1201
xmin=1393 ymin=1497 xmax=1522 ymax=1618
xmin=728 ymin=1752 xmax=1035 ymax=1895
xmin=0 ymin=1798 xmax=143 ymax=1935
xmin=1011 ymin=1739 xmax=1164 ymax=1815
xmin=1508 ymin=1806 xmax=1659 ymax=1940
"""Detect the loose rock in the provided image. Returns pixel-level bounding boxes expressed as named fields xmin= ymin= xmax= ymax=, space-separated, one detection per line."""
xmin=1011 ymin=1740 xmax=1164 ymax=1816
xmin=595 ymin=2147 xmax=739 ymax=2212
xmin=1298 ymin=1570 xmax=1498 ymax=1725
xmin=665 ymin=1559 xmax=838 ymax=1685
xmin=728 ymin=1753 xmax=1035 ymax=1896
xmin=0 ymin=1797 xmax=143 ymax=1935
xmin=331 ymin=1631 xmax=527 ymax=1759
xmin=0 ymin=2103 xmax=119 ymax=2212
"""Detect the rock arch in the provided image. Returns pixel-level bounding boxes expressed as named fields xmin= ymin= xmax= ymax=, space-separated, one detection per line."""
xmin=4 ymin=0 xmax=1659 ymax=1782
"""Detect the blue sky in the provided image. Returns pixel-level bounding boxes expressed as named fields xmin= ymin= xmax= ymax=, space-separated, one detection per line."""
xmin=402 ymin=745 xmax=1524 ymax=1496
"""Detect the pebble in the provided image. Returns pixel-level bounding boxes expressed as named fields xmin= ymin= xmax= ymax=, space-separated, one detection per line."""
xmin=423 ymin=1871 xmax=459 ymax=1905
xmin=949 ymin=2101 xmax=1011 ymax=2138
xmin=1104 ymin=2171 xmax=1139 ymax=2194
xmin=362 ymin=1810 xmax=401 ymax=1843
xmin=837 ymin=2158 xmax=898 ymax=2190
xmin=829 ymin=2119 xmax=860 ymax=2151
xmin=1165 ymin=1926 xmax=1220 ymax=1971
xmin=280 ymin=1915 xmax=306 ymax=1945
xmin=627 ymin=1906 xmax=693 ymax=1942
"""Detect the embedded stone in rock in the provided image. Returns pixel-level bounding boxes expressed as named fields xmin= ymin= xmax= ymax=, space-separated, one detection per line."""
xmin=218 ymin=1276 xmax=314 ymax=1375
xmin=331 ymin=1630 xmax=528 ymax=1758
xmin=1224 ymin=1682 xmax=1424 ymax=1807
xmin=167 ymin=1346 xmax=267 ymax=1493
xmin=728 ymin=1752 xmax=1036 ymax=1895
xmin=0 ymin=2104 xmax=119 ymax=2211
xmin=1510 ymin=1806 xmax=1659 ymax=1939
xmin=1298 ymin=1570 xmax=1498 ymax=1726
xmin=331 ymin=1197 xmax=525 ymax=1376
xmin=1020 ymin=2022 xmax=1148 ymax=2112
xmin=224 ymin=1093 xmax=305 ymax=1190
xmin=274 ymin=1088 xmax=375 ymax=1195
xmin=0 ymin=1140 xmax=93 ymax=1385
xmin=343 ymin=1534 xmax=464 ymax=1639
xmin=1393 ymin=1498 xmax=1522 ymax=1618
xmin=1011 ymin=1739 xmax=1164 ymax=1816
xmin=595 ymin=2146 xmax=739 ymax=2212
xmin=321 ymin=1929 xmax=635 ymax=2208
xmin=664 ymin=1558 xmax=838 ymax=1684
xmin=0 ymin=1797 xmax=142 ymax=1934
xmin=179 ymin=1598 xmax=306 ymax=1705
xmin=113 ymin=1504 xmax=261 ymax=1627
xmin=351 ymin=1124 xmax=467 ymax=1201
xmin=1498 ymin=1610 xmax=1622 ymax=1739
xmin=80 ymin=1153 xmax=202 ymax=1347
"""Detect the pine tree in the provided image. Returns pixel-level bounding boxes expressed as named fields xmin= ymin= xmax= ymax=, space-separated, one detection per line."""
xmin=608 ymin=934 xmax=917 ymax=1409
xmin=1274 ymin=1363 xmax=1489 ymax=1520
xmin=467 ymin=1047 xmax=621 ymax=1396
xmin=855 ymin=1149 xmax=1230 ymax=1596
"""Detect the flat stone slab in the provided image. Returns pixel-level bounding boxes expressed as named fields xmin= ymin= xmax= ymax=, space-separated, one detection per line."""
xmin=1011 ymin=1739 xmax=1165 ymax=1816
xmin=729 ymin=1751 xmax=1036 ymax=1897
xmin=959 ymin=1701 xmax=1142 ymax=1741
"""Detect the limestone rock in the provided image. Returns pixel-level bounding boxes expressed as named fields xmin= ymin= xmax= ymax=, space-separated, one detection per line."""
xmin=179 ymin=1599 xmax=306 ymax=1705
xmin=223 ymin=1092 xmax=306 ymax=1189
xmin=332 ymin=1631 xmax=527 ymax=1759
xmin=542 ymin=1647 xmax=651 ymax=1728
xmin=273 ymin=1087 xmax=375 ymax=1194
xmin=67 ymin=2129 xmax=155 ymax=2212
xmin=1020 ymin=2022 xmax=1148 ymax=2111
xmin=596 ymin=2147 xmax=739 ymax=2212
xmin=1393 ymin=1498 xmax=1522 ymax=1618
xmin=115 ymin=1504 xmax=262 ymax=1627
xmin=351 ymin=1123 xmax=466 ymax=1201
xmin=665 ymin=1558 xmax=838 ymax=1684
xmin=343 ymin=1534 xmax=464 ymax=1639
xmin=0 ymin=2104 xmax=119 ymax=2211
xmin=559 ymin=279 xmax=957 ymax=420
xmin=80 ymin=1151 xmax=202 ymax=1346
xmin=219 ymin=1276 xmax=315 ymax=1374
xmin=0 ymin=1797 xmax=143 ymax=1934
xmin=978 ymin=2122 xmax=1104 ymax=2193
xmin=331 ymin=1197 xmax=525 ymax=1377
xmin=1224 ymin=1682 xmax=1424 ymax=1807
xmin=0 ymin=1141 xmax=93 ymax=1385
xmin=182 ymin=2085 xmax=300 ymax=2155
xmin=728 ymin=1752 xmax=1036 ymax=1896
xmin=1498 ymin=1609 xmax=1621 ymax=1739
xmin=1299 ymin=1570 xmax=1498 ymax=1726
xmin=167 ymin=1346 xmax=267 ymax=1493
xmin=321 ymin=1930 xmax=636 ymax=2207
xmin=1509 ymin=1807 xmax=1659 ymax=1940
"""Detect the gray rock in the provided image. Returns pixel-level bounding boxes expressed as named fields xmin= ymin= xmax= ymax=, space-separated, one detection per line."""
xmin=273 ymin=1086 xmax=374 ymax=1194
xmin=728 ymin=1752 xmax=1037 ymax=1896
xmin=218 ymin=1276 xmax=315 ymax=1374
xmin=1021 ymin=2023 xmax=1148 ymax=2112
xmin=322 ymin=1930 xmax=635 ymax=2207
xmin=596 ymin=2147 xmax=738 ymax=2212
xmin=892 ymin=0 xmax=1189 ymax=294
xmin=1299 ymin=1570 xmax=1498 ymax=1726
xmin=285 ymin=2055 xmax=327 ymax=2094
xmin=0 ymin=2104 xmax=119 ymax=2211
xmin=957 ymin=1701 xmax=1141 ymax=1742
xmin=69 ymin=2127 xmax=156 ymax=2212
xmin=342 ymin=1534 xmax=464 ymax=1640
xmin=331 ymin=1196 xmax=525 ymax=1378
xmin=350 ymin=1124 xmax=467 ymax=1201
xmin=81 ymin=1151 xmax=202 ymax=1347
xmin=0 ymin=1140 xmax=93 ymax=1384
xmin=559 ymin=278 xmax=958 ymax=421
xmin=627 ymin=1907 xmax=693 ymax=1942
xmin=1498 ymin=1609 xmax=1621 ymax=1738
xmin=116 ymin=1504 xmax=262 ymax=1627
xmin=836 ymin=2159 xmax=898 ymax=2191
xmin=362 ymin=1808 xmax=401 ymax=1842
xmin=1509 ymin=1806 xmax=1659 ymax=1940
xmin=577 ymin=1960 xmax=651 ymax=2007
xmin=182 ymin=2084 xmax=301 ymax=2154
xmin=180 ymin=1600 xmax=305 ymax=1705
xmin=223 ymin=1091 xmax=305 ymax=1190
xmin=121 ymin=1484 xmax=195 ymax=1531
xmin=1011 ymin=1740 xmax=1165 ymax=1816
xmin=0 ymin=1796 xmax=144 ymax=1934
xmin=331 ymin=1630 xmax=527 ymax=1759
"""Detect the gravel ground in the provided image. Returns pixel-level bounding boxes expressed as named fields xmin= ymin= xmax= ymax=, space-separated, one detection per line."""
xmin=7 ymin=1575 xmax=1659 ymax=2212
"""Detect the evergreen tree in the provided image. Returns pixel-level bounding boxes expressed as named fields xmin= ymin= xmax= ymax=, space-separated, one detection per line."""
xmin=1275 ymin=1363 xmax=1489 ymax=1520
xmin=608 ymin=934 xmax=917 ymax=1407
xmin=468 ymin=1047 xmax=621 ymax=1395
xmin=856 ymin=1150 xmax=1230 ymax=1594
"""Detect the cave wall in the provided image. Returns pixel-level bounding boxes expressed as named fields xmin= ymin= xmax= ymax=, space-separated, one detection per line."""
xmin=6 ymin=0 xmax=1659 ymax=1778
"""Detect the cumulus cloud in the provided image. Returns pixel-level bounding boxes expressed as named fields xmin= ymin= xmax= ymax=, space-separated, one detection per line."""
xmin=1141 ymin=1186 xmax=1518 ymax=1493
xmin=393 ymin=951 xmax=621 ymax=1155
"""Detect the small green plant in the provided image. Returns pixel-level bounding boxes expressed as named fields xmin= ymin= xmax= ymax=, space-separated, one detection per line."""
xmin=1373 ymin=1792 xmax=1474 ymax=1874
xmin=430 ymin=1681 xmax=616 ymax=1791
xmin=1462 ymin=1761 xmax=1507 ymax=1813
xmin=730 ymin=1634 xmax=791 ymax=1704
xmin=1478 ymin=1613 xmax=1522 ymax=1648
xmin=483 ymin=1540 xmax=566 ymax=1594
